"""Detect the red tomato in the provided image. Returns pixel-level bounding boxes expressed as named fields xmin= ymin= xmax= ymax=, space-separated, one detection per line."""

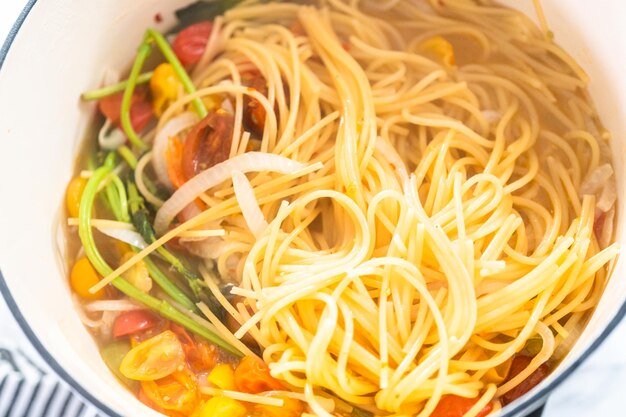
xmin=98 ymin=91 xmax=153 ymax=132
xmin=502 ymin=355 xmax=550 ymax=405
xmin=113 ymin=310 xmax=160 ymax=338
xmin=431 ymin=395 xmax=493 ymax=417
xmin=242 ymin=73 xmax=268 ymax=137
xmin=182 ymin=111 xmax=233 ymax=180
xmin=172 ymin=21 xmax=213 ymax=67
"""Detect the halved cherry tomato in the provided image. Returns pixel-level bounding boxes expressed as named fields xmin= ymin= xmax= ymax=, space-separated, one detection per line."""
xmin=113 ymin=310 xmax=160 ymax=338
xmin=241 ymin=73 xmax=268 ymax=136
xmin=431 ymin=395 xmax=493 ymax=417
xmin=167 ymin=136 xmax=187 ymax=189
xmin=501 ymin=355 xmax=550 ymax=405
xmin=234 ymin=356 xmax=284 ymax=394
xmin=169 ymin=323 xmax=218 ymax=373
xmin=98 ymin=91 xmax=153 ymax=132
xmin=66 ymin=176 xmax=87 ymax=218
xmin=142 ymin=367 xmax=200 ymax=414
xmin=182 ymin=110 xmax=233 ymax=180
xmin=120 ymin=330 xmax=185 ymax=381
xmin=172 ymin=21 xmax=213 ymax=67
xmin=70 ymin=256 xmax=106 ymax=300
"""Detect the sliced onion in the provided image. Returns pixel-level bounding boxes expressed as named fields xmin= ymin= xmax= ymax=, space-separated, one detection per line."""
xmin=84 ymin=299 xmax=143 ymax=312
xmin=155 ymin=152 xmax=309 ymax=235
xmin=98 ymin=119 xmax=126 ymax=150
xmin=152 ymin=112 xmax=199 ymax=190
xmin=96 ymin=226 xmax=148 ymax=249
xmin=597 ymin=178 xmax=617 ymax=213
xmin=581 ymin=163 xmax=613 ymax=195
xmin=232 ymin=170 xmax=268 ymax=238
xmin=184 ymin=236 xmax=232 ymax=259
xmin=600 ymin=206 xmax=616 ymax=249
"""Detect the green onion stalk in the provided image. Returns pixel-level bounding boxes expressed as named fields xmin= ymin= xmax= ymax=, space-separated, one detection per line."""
xmin=81 ymin=72 xmax=153 ymax=101
xmin=97 ymin=155 xmax=198 ymax=313
xmin=120 ymin=29 xmax=207 ymax=151
xmin=77 ymin=154 xmax=241 ymax=357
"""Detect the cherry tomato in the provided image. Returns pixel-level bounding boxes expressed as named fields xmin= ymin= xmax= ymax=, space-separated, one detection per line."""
xmin=98 ymin=91 xmax=153 ymax=132
xmin=169 ymin=323 xmax=218 ymax=373
xmin=431 ymin=395 xmax=493 ymax=417
xmin=120 ymin=330 xmax=186 ymax=381
xmin=502 ymin=355 xmax=550 ymax=405
xmin=242 ymin=72 xmax=268 ymax=136
xmin=141 ymin=367 xmax=200 ymax=414
xmin=234 ymin=356 xmax=284 ymax=394
xmin=70 ymin=256 xmax=105 ymax=300
xmin=182 ymin=110 xmax=233 ymax=180
xmin=112 ymin=310 xmax=160 ymax=338
xmin=172 ymin=21 xmax=213 ymax=67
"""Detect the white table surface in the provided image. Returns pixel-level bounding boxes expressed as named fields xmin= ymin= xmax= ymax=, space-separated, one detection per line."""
xmin=1 ymin=1 xmax=625 ymax=416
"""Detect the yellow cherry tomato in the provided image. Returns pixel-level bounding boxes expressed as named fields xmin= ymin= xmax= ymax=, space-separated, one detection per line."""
xmin=119 ymin=252 xmax=152 ymax=293
xmin=66 ymin=176 xmax=87 ymax=218
xmin=70 ymin=256 xmax=105 ymax=300
xmin=207 ymin=363 xmax=236 ymax=390
xmin=418 ymin=36 xmax=455 ymax=66
xmin=150 ymin=63 xmax=182 ymax=116
xmin=120 ymin=330 xmax=185 ymax=381
xmin=191 ymin=397 xmax=247 ymax=417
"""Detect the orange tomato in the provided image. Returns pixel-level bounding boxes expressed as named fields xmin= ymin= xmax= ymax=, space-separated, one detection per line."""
xmin=234 ymin=356 xmax=284 ymax=394
xmin=66 ymin=176 xmax=87 ymax=218
xmin=142 ymin=367 xmax=200 ymax=414
xmin=120 ymin=330 xmax=185 ymax=381
xmin=167 ymin=136 xmax=186 ymax=189
xmin=70 ymin=257 xmax=105 ymax=300
xmin=431 ymin=395 xmax=492 ymax=417
xmin=170 ymin=323 xmax=218 ymax=373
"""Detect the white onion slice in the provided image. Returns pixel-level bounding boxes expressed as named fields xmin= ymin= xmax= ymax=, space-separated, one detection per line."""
xmin=152 ymin=112 xmax=199 ymax=190
xmin=597 ymin=178 xmax=617 ymax=213
xmin=98 ymin=119 xmax=126 ymax=150
xmin=232 ymin=170 xmax=268 ymax=238
xmin=581 ymin=163 xmax=613 ymax=195
xmin=155 ymin=152 xmax=308 ymax=234
xmin=96 ymin=226 xmax=148 ymax=249
xmin=84 ymin=299 xmax=143 ymax=312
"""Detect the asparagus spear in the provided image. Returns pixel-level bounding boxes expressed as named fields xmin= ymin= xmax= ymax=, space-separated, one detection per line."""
xmin=126 ymin=178 xmax=226 ymax=320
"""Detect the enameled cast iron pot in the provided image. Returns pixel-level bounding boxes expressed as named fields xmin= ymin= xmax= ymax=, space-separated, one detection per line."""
xmin=1 ymin=1 xmax=625 ymax=416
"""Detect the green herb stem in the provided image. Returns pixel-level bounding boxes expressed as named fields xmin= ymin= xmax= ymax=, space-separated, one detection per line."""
xmin=144 ymin=256 xmax=198 ymax=313
xmin=78 ymin=157 xmax=240 ymax=356
xmin=120 ymin=41 xmax=152 ymax=150
xmin=146 ymin=29 xmax=207 ymax=118
xmin=117 ymin=145 xmax=138 ymax=169
xmin=82 ymin=72 xmax=153 ymax=101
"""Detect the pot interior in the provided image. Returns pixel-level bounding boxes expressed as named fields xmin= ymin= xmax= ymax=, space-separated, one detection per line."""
xmin=0 ymin=1 xmax=625 ymax=416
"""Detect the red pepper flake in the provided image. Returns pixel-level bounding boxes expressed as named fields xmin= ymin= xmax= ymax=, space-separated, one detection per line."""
xmin=154 ymin=13 xmax=163 ymax=23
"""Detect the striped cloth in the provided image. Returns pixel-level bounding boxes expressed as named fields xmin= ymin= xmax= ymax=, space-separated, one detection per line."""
xmin=0 ymin=344 xmax=103 ymax=417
